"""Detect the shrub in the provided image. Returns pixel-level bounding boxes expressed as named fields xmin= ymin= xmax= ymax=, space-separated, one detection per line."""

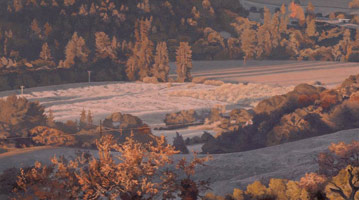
xmin=13 ymin=135 xmax=211 ymax=200
xmin=29 ymin=126 xmax=76 ymax=146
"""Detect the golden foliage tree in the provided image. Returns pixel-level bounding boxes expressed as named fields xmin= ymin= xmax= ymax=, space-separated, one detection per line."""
xmin=63 ymin=32 xmax=88 ymax=68
xmin=95 ymin=32 xmax=116 ymax=60
xmin=289 ymin=1 xmax=305 ymax=25
xmin=241 ymin=23 xmax=256 ymax=63
xmin=349 ymin=0 xmax=359 ymax=8
xmin=176 ymin=42 xmax=192 ymax=82
xmin=306 ymin=17 xmax=317 ymax=37
xmin=14 ymin=135 xmax=210 ymax=199
xmin=29 ymin=126 xmax=75 ymax=146
xmin=39 ymin=42 xmax=52 ymax=61
xmin=126 ymin=19 xmax=154 ymax=81
xmin=64 ymin=0 xmax=75 ymax=6
xmin=152 ymin=42 xmax=169 ymax=82
xmin=325 ymin=165 xmax=359 ymax=200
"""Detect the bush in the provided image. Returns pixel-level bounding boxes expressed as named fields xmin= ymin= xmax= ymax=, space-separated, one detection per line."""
xmin=0 ymin=95 xmax=46 ymax=137
xmin=29 ymin=126 xmax=76 ymax=146
xmin=13 ymin=135 xmax=211 ymax=200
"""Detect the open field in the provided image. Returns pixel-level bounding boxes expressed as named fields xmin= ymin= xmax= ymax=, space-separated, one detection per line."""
xmin=239 ymin=0 xmax=354 ymax=16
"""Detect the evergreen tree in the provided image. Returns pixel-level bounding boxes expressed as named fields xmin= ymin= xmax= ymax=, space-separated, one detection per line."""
xmin=79 ymin=108 xmax=87 ymax=129
xmin=95 ymin=32 xmax=116 ymax=60
xmin=47 ymin=109 xmax=55 ymax=127
xmin=176 ymin=42 xmax=192 ymax=82
xmin=63 ymin=32 xmax=88 ymax=68
xmin=152 ymin=42 xmax=169 ymax=82
xmin=39 ymin=43 xmax=52 ymax=61
xmin=87 ymin=110 xmax=93 ymax=129
xmin=126 ymin=19 xmax=154 ymax=81
xmin=279 ymin=4 xmax=289 ymax=33
xmin=306 ymin=17 xmax=317 ymax=37
xmin=241 ymin=24 xmax=256 ymax=63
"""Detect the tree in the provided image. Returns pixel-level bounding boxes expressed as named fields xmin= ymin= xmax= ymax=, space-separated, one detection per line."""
xmin=241 ymin=24 xmax=256 ymax=63
xmin=279 ymin=4 xmax=289 ymax=33
xmin=289 ymin=1 xmax=305 ymax=25
xmin=126 ymin=19 xmax=154 ymax=81
xmin=39 ymin=43 xmax=52 ymax=61
xmin=46 ymin=109 xmax=55 ymax=127
xmin=63 ymin=32 xmax=88 ymax=68
xmin=349 ymin=0 xmax=359 ymax=8
xmin=0 ymin=95 xmax=46 ymax=137
xmin=306 ymin=17 xmax=317 ymax=37
xmin=152 ymin=42 xmax=170 ymax=82
xmin=30 ymin=19 xmax=41 ymax=37
xmin=176 ymin=42 xmax=193 ymax=82
xmin=325 ymin=166 xmax=359 ymax=200
xmin=29 ymin=126 xmax=75 ymax=146
xmin=306 ymin=2 xmax=315 ymax=17
xmin=14 ymin=135 xmax=210 ymax=199
xmin=79 ymin=108 xmax=86 ymax=129
xmin=87 ymin=110 xmax=93 ymax=129
xmin=95 ymin=32 xmax=116 ymax=60
xmin=172 ymin=132 xmax=189 ymax=154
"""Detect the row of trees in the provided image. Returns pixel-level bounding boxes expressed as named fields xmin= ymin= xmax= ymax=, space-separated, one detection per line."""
xmin=230 ymin=3 xmax=359 ymax=63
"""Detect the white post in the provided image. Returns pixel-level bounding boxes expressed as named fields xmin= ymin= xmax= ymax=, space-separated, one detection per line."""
xmin=20 ymin=85 xmax=24 ymax=95
xmin=87 ymin=71 xmax=92 ymax=83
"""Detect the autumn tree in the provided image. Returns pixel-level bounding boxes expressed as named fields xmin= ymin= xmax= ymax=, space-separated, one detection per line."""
xmin=39 ymin=43 xmax=52 ymax=61
xmin=126 ymin=19 xmax=154 ymax=81
xmin=62 ymin=32 xmax=88 ymax=68
xmin=325 ymin=165 xmax=359 ymax=200
xmin=306 ymin=16 xmax=317 ymax=37
xmin=14 ymin=135 xmax=210 ymax=199
xmin=95 ymin=32 xmax=116 ymax=60
xmin=279 ymin=4 xmax=289 ymax=33
xmin=332 ymin=29 xmax=353 ymax=62
xmin=176 ymin=42 xmax=193 ymax=82
xmin=79 ymin=108 xmax=86 ymax=129
xmin=289 ymin=1 xmax=305 ymax=25
xmin=152 ymin=41 xmax=170 ymax=82
xmin=241 ymin=23 xmax=256 ymax=64
xmin=349 ymin=0 xmax=359 ymax=8
xmin=30 ymin=19 xmax=41 ymax=38
xmin=306 ymin=2 xmax=315 ymax=17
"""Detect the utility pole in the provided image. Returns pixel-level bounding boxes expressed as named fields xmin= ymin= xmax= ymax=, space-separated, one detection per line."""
xmin=20 ymin=85 xmax=24 ymax=95
xmin=87 ymin=71 xmax=92 ymax=83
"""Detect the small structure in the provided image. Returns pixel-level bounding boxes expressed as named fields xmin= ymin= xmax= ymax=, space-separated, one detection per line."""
xmin=20 ymin=85 xmax=24 ymax=95
xmin=87 ymin=71 xmax=92 ymax=83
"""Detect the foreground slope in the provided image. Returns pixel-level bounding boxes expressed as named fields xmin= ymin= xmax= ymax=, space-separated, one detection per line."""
xmin=1 ymin=128 xmax=359 ymax=195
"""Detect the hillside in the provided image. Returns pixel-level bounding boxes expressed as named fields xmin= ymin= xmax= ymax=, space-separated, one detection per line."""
xmin=1 ymin=127 xmax=358 ymax=196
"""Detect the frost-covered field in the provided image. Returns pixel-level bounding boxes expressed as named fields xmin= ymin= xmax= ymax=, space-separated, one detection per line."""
xmin=2 ymin=128 xmax=359 ymax=195
xmin=0 ymin=60 xmax=356 ymax=142
xmin=0 ymin=81 xmax=292 ymax=125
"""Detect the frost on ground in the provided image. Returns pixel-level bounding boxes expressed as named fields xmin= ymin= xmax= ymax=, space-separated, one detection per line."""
xmin=169 ymin=82 xmax=294 ymax=107
xmin=0 ymin=81 xmax=293 ymax=126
